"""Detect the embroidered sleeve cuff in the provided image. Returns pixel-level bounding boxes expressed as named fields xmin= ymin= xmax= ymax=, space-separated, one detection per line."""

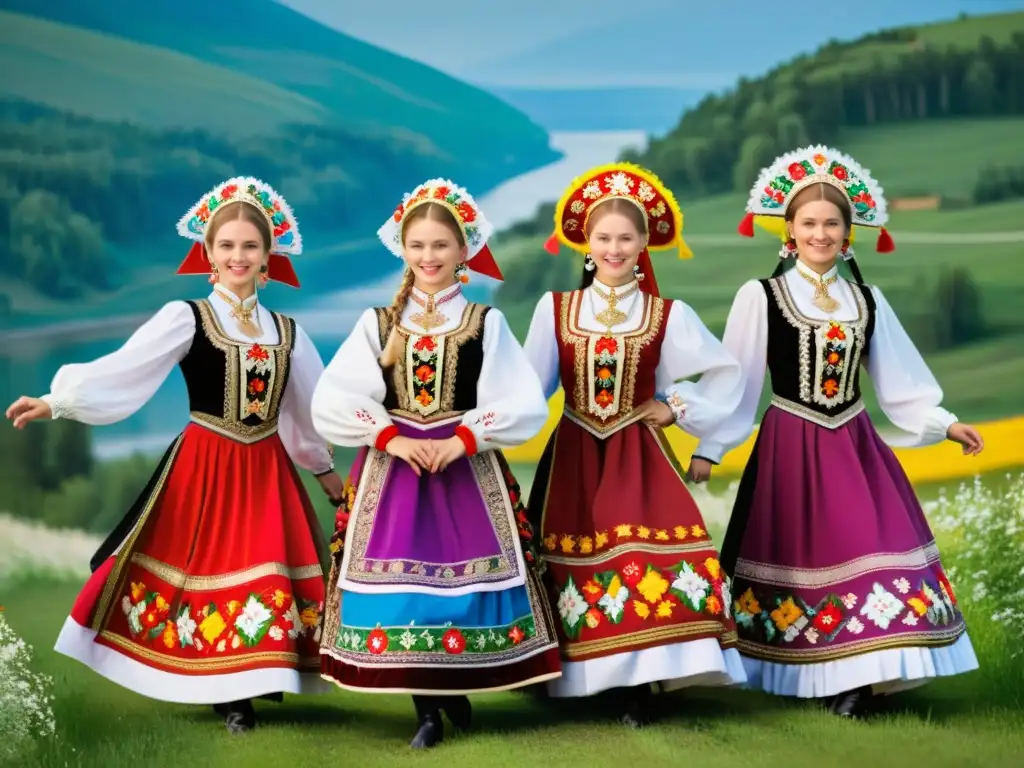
xmin=40 ymin=394 xmax=67 ymax=420
xmin=665 ymin=391 xmax=687 ymax=423
xmin=454 ymin=425 xmax=478 ymax=457
xmin=374 ymin=425 xmax=400 ymax=451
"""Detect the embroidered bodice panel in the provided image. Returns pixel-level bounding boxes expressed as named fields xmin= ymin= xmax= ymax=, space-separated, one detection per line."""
xmin=374 ymin=303 xmax=490 ymax=422
xmin=179 ymin=300 xmax=295 ymax=440
xmin=553 ymin=290 xmax=668 ymax=437
xmin=760 ymin=277 xmax=876 ymax=425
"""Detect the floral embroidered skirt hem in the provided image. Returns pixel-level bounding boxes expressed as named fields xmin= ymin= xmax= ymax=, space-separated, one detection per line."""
xmin=320 ymin=424 xmax=562 ymax=695
xmin=721 ymin=406 xmax=979 ymax=698
xmin=54 ymin=423 xmax=331 ymax=704
xmin=527 ymin=418 xmax=744 ymax=697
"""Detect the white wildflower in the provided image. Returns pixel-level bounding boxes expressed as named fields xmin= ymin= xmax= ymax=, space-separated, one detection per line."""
xmin=0 ymin=611 xmax=57 ymax=761
xmin=929 ymin=472 xmax=1024 ymax=656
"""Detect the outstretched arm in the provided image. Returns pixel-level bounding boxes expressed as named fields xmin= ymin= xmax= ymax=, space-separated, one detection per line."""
xmin=34 ymin=301 xmax=195 ymax=426
xmin=866 ymin=286 xmax=958 ymax=448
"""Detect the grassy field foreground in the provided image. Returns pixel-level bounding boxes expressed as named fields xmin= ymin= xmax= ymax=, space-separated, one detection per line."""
xmin=3 ymin=469 xmax=1023 ymax=768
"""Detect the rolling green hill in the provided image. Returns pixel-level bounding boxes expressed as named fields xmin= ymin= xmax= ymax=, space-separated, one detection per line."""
xmin=0 ymin=0 xmax=555 ymax=169
xmin=0 ymin=11 xmax=329 ymax=134
xmin=0 ymin=1 xmax=560 ymax=319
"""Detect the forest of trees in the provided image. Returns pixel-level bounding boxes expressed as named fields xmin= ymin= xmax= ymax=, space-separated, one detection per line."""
xmin=629 ymin=31 xmax=1024 ymax=199
xmin=503 ymin=30 xmax=1024 ymax=242
xmin=0 ymin=99 xmax=461 ymax=299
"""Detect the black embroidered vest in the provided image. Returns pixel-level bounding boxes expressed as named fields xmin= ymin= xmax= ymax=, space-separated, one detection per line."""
xmin=374 ymin=303 xmax=489 ymax=422
xmin=180 ymin=300 xmax=295 ymax=442
xmin=760 ymin=276 xmax=876 ymax=428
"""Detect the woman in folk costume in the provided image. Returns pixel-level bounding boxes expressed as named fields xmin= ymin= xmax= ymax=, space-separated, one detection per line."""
xmin=311 ymin=178 xmax=561 ymax=749
xmin=523 ymin=163 xmax=747 ymax=726
xmin=689 ymin=145 xmax=984 ymax=718
xmin=6 ymin=177 xmax=344 ymax=733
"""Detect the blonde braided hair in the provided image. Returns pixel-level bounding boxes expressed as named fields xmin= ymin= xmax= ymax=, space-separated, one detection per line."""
xmin=378 ymin=268 xmax=415 ymax=368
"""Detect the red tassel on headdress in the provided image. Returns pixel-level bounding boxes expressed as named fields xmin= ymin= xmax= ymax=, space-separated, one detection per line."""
xmin=737 ymin=212 xmax=755 ymax=238
xmin=636 ymin=248 xmax=661 ymax=298
xmin=468 ymin=244 xmax=504 ymax=281
xmin=543 ymin=234 xmax=561 ymax=254
xmin=176 ymin=242 xmax=211 ymax=274
xmin=876 ymin=227 xmax=895 ymax=253
xmin=267 ymin=254 xmax=300 ymax=288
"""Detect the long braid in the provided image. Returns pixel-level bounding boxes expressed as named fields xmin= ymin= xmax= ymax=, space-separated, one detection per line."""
xmin=378 ymin=268 xmax=415 ymax=368
xmin=846 ymin=256 xmax=866 ymax=285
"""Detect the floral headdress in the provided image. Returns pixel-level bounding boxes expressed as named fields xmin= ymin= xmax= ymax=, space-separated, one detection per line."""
xmin=377 ymin=178 xmax=503 ymax=280
xmin=175 ymin=176 xmax=302 ymax=287
xmin=543 ymin=163 xmax=692 ymax=297
xmin=737 ymin=144 xmax=895 ymax=258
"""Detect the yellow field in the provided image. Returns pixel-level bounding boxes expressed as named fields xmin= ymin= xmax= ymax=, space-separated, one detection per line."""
xmin=504 ymin=390 xmax=1024 ymax=483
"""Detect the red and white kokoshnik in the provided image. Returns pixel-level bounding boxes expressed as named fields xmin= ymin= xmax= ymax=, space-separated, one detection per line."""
xmin=175 ymin=176 xmax=304 ymax=287
xmin=737 ymin=144 xmax=896 ymax=255
xmin=377 ymin=177 xmax=504 ymax=280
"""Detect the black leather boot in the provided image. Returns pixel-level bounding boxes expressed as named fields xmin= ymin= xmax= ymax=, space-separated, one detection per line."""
xmin=829 ymin=686 xmax=873 ymax=718
xmin=410 ymin=695 xmax=444 ymax=748
xmin=440 ymin=695 xmax=473 ymax=732
xmin=217 ymin=699 xmax=256 ymax=733
xmin=620 ymin=684 xmax=653 ymax=728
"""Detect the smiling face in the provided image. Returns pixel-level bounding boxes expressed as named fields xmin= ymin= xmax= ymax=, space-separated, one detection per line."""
xmin=401 ymin=203 xmax=468 ymax=293
xmin=206 ymin=202 xmax=271 ymax=296
xmin=785 ymin=183 xmax=852 ymax=272
xmin=585 ymin=199 xmax=648 ymax=286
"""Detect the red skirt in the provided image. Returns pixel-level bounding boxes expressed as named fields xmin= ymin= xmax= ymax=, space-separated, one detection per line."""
xmin=527 ymin=417 xmax=740 ymax=693
xmin=54 ymin=423 xmax=330 ymax=704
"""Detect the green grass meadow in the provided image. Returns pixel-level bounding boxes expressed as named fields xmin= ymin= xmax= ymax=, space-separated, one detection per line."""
xmin=3 ymin=516 xmax=1022 ymax=768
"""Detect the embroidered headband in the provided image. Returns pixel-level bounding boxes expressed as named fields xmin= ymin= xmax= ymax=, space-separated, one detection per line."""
xmin=737 ymin=144 xmax=895 ymax=255
xmin=377 ymin=178 xmax=503 ymax=280
xmin=175 ymin=176 xmax=302 ymax=287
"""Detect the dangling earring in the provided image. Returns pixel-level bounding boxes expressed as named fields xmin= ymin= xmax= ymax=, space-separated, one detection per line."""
xmin=454 ymin=262 xmax=469 ymax=284
xmin=208 ymin=263 xmax=219 ymax=284
xmin=632 ymin=263 xmax=645 ymax=282
xmin=840 ymin=239 xmax=855 ymax=261
xmin=779 ymin=238 xmax=797 ymax=260
xmin=584 ymin=254 xmax=596 ymax=272
xmin=257 ymin=264 xmax=269 ymax=288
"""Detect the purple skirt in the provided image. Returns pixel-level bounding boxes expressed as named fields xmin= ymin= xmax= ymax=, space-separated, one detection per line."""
xmin=721 ymin=407 xmax=967 ymax=666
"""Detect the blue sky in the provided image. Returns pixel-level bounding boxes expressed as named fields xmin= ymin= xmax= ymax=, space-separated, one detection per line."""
xmin=277 ymin=0 xmax=1024 ymax=89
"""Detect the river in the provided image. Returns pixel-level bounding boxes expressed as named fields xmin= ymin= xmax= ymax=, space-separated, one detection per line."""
xmin=1 ymin=130 xmax=648 ymax=459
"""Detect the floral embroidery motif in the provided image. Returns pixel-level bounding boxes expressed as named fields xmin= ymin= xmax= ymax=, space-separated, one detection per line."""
xmin=355 ymin=409 xmax=376 ymax=426
xmin=665 ymin=392 xmax=686 ymax=422
xmin=329 ymin=478 xmax=358 ymax=556
xmin=556 ymin=558 xmax=730 ymax=640
xmin=121 ymin=581 xmax=322 ymax=653
xmin=814 ymin=321 xmax=853 ymax=408
xmin=335 ymin=615 xmax=537 ymax=657
xmin=543 ymin=523 xmax=708 ymax=554
xmin=241 ymin=343 xmax=275 ymax=418
xmin=406 ymin=334 xmax=445 ymax=416
xmin=732 ymin=571 xmax=960 ymax=646
xmin=759 ymin=154 xmax=879 ymax=224
xmin=500 ymin=463 xmax=542 ymax=572
xmin=590 ymin=335 xmax=622 ymax=417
